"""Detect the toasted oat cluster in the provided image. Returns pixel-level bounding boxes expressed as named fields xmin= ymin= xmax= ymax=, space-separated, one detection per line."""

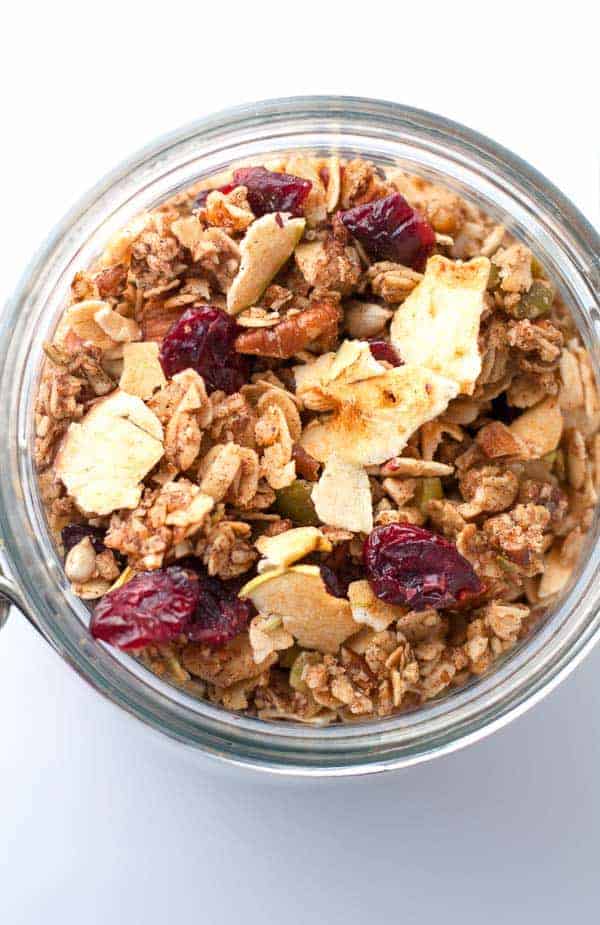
xmin=36 ymin=155 xmax=599 ymax=724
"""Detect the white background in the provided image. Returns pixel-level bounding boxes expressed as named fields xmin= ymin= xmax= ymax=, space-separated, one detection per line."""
xmin=1 ymin=3 xmax=599 ymax=922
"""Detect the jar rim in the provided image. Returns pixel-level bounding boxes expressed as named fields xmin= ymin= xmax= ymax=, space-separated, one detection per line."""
xmin=1 ymin=96 xmax=599 ymax=775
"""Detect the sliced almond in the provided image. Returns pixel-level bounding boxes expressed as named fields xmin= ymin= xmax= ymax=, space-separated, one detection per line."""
xmin=241 ymin=565 xmax=359 ymax=654
xmin=256 ymin=526 xmax=331 ymax=571
xmin=119 ymin=342 xmax=167 ymax=400
xmin=390 ymin=255 xmax=490 ymax=395
xmin=312 ymin=454 xmax=373 ymax=534
xmin=226 ymin=213 xmax=306 ymax=315
xmin=380 ymin=457 xmax=454 ymax=477
xmin=509 ymin=397 xmax=563 ymax=458
xmin=55 ymin=390 xmax=164 ymax=515
xmin=347 ymin=580 xmax=406 ymax=632
xmin=324 ymin=156 xmax=341 ymax=213
xmin=299 ymin=364 xmax=458 ymax=467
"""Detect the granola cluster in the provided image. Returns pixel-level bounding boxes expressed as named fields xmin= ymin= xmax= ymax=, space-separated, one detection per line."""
xmin=36 ymin=154 xmax=599 ymax=725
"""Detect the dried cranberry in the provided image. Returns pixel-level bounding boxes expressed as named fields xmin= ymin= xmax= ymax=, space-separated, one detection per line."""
xmin=369 ymin=340 xmax=403 ymax=367
xmin=320 ymin=543 xmax=363 ymax=599
xmin=91 ymin=567 xmax=201 ymax=650
xmin=187 ymin=573 xmax=252 ymax=647
xmin=192 ymin=167 xmax=311 ymax=218
xmin=159 ymin=306 xmax=250 ymax=394
xmin=340 ymin=193 xmax=435 ymax=271
xmin=62 ymin=523 xmax=106 ymax=555
xmin=232 ymin=167 xmax=311 ymax=217
xmin=364 ymin=523 xmax=481 ymax=611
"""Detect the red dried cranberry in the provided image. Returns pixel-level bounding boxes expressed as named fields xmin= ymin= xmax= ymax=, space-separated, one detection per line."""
xmin=364 ymin=523 xmax=481 ymax=611
xmin=159 ymin=306 xmax=250 ymax=394
xmin=340 ymin=193 xmax=435 ymax=271
xmin=62 ymin=523 xmax=106 ymax=555
xmin=91 ymin=567 xmax=201 ymax=650
xmin=320 ymin=543 xmax=363 ymax=599
xmin=368 ymin=340 xmax=403 ymax=367
xmin=187 ymin=573 xmax=252 ymax=647
xmin=232 ymin=167 xmax=311 ymax=217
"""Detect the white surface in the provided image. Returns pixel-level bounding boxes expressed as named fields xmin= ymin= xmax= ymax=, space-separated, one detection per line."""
xmin=1 ymin=3 xmax=599 ymax=922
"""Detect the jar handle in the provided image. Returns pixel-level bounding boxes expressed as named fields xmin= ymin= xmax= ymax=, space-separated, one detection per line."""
xmin=0 ymin=573 xmax=45 ymax=638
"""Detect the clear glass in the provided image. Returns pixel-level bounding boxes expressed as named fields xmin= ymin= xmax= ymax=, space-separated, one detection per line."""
xmin=1 ymin=96 xmax=599 ymax=776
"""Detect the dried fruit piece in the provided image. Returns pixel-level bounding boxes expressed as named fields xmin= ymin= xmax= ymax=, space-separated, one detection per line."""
xmin=364 ymin=523 xmax=481 ymax=611
xmin=319 ymin=542 xmax=363 ymax=599
xmin=194 ymin=167 xmax=311 ymax=218
xmin=233 ymin=166 xmax=311 ymax=217
xmin=390 ymin=255 xmax=490 ymax=395
xmin=311 ymin=453 xmax=373 ymax=533
xmin=159 ymin=306 xmax=250 ymax=394
xmin=340 ymin=192 xmax=435 ymax=270
xmin=347 ymin=579 xmax=405 ymax=631
xmin=55 ymin=391 xmax=164 ymax=516
xmin=90 ymin=566 xmax=200 ymax=650
xmin=299 ymin=364 xmax=458 ymax=467
xmin=62 ymin=523 xmax=106 ymax=554
xmin=275 ymin=479 xmax=320 ymax=526
xmin=255 ymin=526 xmax=331 ymax=570
xmin=227 ymin=213 xmax=306 ymax=315
xmin=240 ymin=565 xmax=359 ymax=654
xmin=187 ymin=574 xmax=253 ymax=647
xmin=368 ymin=341 xmax=403 ymax=366
xmin=120 ymin=341 xmax=167 ymax=400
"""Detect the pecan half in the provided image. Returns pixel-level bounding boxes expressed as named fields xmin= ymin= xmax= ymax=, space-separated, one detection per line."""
xmin=234 ymin=298 xmax=341 ymax=359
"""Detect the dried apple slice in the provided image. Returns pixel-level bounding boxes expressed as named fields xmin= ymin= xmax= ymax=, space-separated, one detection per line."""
xmin=56 ymin=390 xmax=164 ymax=515
xmin=312 ymin=454 xmax=373 ymax=534
xmin=119 ymin=342 xmax=167 ymax=400
xmin=239 ymin=565 xmax=359 ymax=654
xmin=299 ymin=364 xmax=458 ymax=467
xmin=255 ymin=526 xmax=331 ymax=571
xmin=390 ymin=255 xmax=490 ymax=395
xmin=226 ymin=213 xmax=305 ymax=315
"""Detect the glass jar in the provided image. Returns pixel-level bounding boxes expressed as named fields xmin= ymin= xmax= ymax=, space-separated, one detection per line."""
xmin=1 ymin=96 xmax=599 ymax=775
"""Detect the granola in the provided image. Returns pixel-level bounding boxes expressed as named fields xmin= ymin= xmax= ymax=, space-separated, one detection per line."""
xmin=36 ymin=155 xmax=599 ymax=725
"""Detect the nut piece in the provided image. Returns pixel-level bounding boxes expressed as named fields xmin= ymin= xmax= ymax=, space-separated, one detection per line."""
xmin=344 ymin=300 xmax=393 ymax=340
xmin=119 ymin=342 xmax=167 ymax=400
xmin=312 ymin=454 xmax=373 ymax=534
xmin=65 ymin=537 xmax=97 ymax=583
xmin=55 ymin=390 xmax=164 ymax=515
xmin=347 ymin=580 xmax=406 ymax=632
xmin=235 ymin=297 xmax=340 ymax=359
xmin=255 ymin=526 xmax=331 ymax=570
xmin=390 ymin=255 xmax=490 ymax=395
xmin=226 ymin=213 xmax=306 ymax=315
xmin=299 ymin=364 xmax=458 ymax=467
xmin=380 ymin=457 xmax=454 ymax=478
xmin=240 ymin=565 xmax=359 ymax=654
xmin=509 ymin=397 xmax=563 ymax=458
